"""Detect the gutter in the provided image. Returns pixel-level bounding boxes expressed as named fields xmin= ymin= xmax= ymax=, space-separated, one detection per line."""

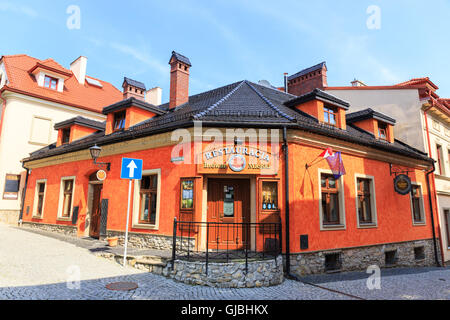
xmin=0 ymin=91 xmax=6 ymax=139
xmin=283 ymin=127 xmax=291 ymax=274
xmin=425 ymin=161 xmax=442 ymax=266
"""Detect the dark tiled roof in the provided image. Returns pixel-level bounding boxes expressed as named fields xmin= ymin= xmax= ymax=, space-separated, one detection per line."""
xmin=123 ymin=77 xmax=146 ymax=90
xmin=24 ymin=80 xmax=431 ymax=163
xmin=288 ymin=62 xmax=327 ymax=81
xmin=346 ymin=108 xmax=396 ymax=125
xmin=169 ymin=51 xmax=192 ymax=67
xmin=285 ymin=88 xmax=350 ymax=110
xmin=54 ymin=116 xmax=105 ymax=131
xmin=102 ymin=97 xmax=166 ymax=116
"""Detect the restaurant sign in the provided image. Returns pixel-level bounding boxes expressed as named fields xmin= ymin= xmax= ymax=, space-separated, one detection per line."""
xmin=394 ymin=174 xmax=412 ymax=195
xmin=198 ymin=145 xmax=278 ymax=175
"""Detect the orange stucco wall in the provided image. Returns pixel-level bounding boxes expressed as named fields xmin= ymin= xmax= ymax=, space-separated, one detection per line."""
xmin=22 ymin=137 xmax=437 ymax=253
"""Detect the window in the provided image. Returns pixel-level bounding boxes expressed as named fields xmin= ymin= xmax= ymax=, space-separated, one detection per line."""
xmin=62 ymin=128 xmax=71 ymax=144
xmin=436 ymin=144 xmax=444 ymax=175
xmin=33 ymin=181 xmax=46 ymax=218
xmin=180 ymin=179 xmax=195 ymax=210
xmin=261 ymin=181 xmax=278 ymax=211
xmin=414 ymin=246 xmax=425 ymax=261
xmin=113 ymin=111 xmax=126 ymax=131
xmin=378 ymin=122 xmax=388 ymax=141
xmin=58 ymin=178 xmax=75 ymax=219
xmin=321 ymin=174 xmax=340 ymax=225
xmin=29 ymin=116 xmax=52 ymax=145
xmin=385 ymin=250 xmax=397 ymax=266
xmin=410 ymin=184 xmax=425 ymax=224
xmin=357 ymin=178 xmax=373 ymax=224
xmin=323 ymin=106 xmax=337 ymax=126
xmin=139 ymin=175 xmax=158 ymax=224
xmin=444 ymin=209 xmax=450 ymax=249
xmin=3 ymin=174 xmax=20 ymax=200
xmin=44 ymin=75 xmax=58 ymax=90
xmin=325 ymin=253 xmax=341 ymax=272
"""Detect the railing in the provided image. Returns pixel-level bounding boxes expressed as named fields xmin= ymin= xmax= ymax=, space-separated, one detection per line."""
xmin=171 ymin=218 xmax=282 ymax=275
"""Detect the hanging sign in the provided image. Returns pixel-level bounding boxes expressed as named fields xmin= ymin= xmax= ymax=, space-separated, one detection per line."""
xmin=96 ymin=170 xmax=107 ymax=181
xmin=394 ymin=174 xmax=412 ymax=195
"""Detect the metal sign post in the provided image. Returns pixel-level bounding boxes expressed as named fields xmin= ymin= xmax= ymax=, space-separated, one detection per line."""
xmin=120 ymin=158 xmax=143 ymax=267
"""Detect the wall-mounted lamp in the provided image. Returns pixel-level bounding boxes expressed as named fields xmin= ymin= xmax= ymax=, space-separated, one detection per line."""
xmin=234 ymin=137 xmax=243 ymax=147
xmin=89 ymin=144 xmax=111 ymax=171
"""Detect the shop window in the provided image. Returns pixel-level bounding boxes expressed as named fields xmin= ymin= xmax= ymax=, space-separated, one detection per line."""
xmin=444 ymin=209 xmax=450 ymax=249
xmin=261 ymin=181 xmax=278 ymax=211
xmin=323 ymin=106 xmax=337 ymax=126
xmin=62 ymin=128 xmax=71 ymax=144
xmin=3 ymin=174 xmax=20 ymax=200
xmin=33 ymin=181 xmax=46 ymax=218
xmin=410 ymin=184 xmax=425 ymax=224
xmin=321 ymin=174 xmax=340 ymax=225
xmin=356 ymin=177 xmax=376 ymax=225
xmin=113 ymin=111 xmax=126 ymax=131
xmin=58 ymin=178 xmax=75 ymax=219
xmin=44 ymin=75 xmax=58 ymax=90
xmin=180 ymin=179 xmax=195 ymax=211
xmin=139 ymin=174 xmax=158 ymax=225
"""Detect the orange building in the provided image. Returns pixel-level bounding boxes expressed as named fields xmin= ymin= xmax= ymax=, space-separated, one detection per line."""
xmin=20 ymin=52 xmax=443 ymax=275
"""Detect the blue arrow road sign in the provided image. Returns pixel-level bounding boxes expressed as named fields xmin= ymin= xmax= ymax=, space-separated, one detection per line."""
xmin=120 ymin=158 xmax=143 ymax=180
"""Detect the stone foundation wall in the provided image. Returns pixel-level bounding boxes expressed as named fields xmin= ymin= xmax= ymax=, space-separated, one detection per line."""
xmin=0 ymin=210 xmax=20 ymax=225
xmin=21 ymin=221 xmax=77 ymax=237
xmin=106 ymin=230 xmax=195 ymax=251
xmin=290 ymin=239 xmax=440 ymax=276
xmin=163 ymin=256 xmax=284 ymax=288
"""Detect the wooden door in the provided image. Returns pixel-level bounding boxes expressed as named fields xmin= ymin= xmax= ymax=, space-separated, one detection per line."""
xmin=89 ymin=184 xmax=103 ymax=238
xmin=207 ymin=179 xmax=250 ymax=250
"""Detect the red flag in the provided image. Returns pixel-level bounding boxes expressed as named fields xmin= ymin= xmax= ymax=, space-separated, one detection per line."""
xmin=319 ymin=147 xmax=333 ymax=159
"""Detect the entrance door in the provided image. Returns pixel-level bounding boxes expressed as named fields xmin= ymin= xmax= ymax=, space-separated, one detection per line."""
xmin=89 ymin=184 xmax=103 ymax=238
xmin=207 ymin=179 xmax=250 ymax=250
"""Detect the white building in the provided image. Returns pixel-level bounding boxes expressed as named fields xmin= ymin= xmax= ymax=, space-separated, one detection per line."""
xmin=0 ymin=54 xmax=122 ymax=224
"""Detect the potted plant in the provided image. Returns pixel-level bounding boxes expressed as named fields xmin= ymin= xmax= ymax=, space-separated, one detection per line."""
xmin=106 ymin=236 xmax=118 ymax=247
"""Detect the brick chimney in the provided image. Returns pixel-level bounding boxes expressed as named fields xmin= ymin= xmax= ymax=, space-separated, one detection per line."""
xmin=287 ymin=62 xmax=327 ymax=96
xmin=169 ymin=51 xmax=191 ymax=109
xmin=122 ymin=77 xmax=145 ymax=101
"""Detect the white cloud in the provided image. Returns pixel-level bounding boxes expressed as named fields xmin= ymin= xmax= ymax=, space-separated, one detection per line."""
xmin=0 ymin=1 xmax=37 ymax=17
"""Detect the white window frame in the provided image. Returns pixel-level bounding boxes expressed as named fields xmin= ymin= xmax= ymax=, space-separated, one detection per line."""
xmin=32 ymin=179 xmax=47 ymax=219
xmin=410 ymin=182 xmax=426 ymax=226
xmin=318 ymin=168 xmax=346 ymax=230
xmin=354 ymin=174 xmax=378 ymax=228
xmin=57 ymin=176 xmax=76 ymax=220
xmin=132 ymin=169 xmax=161 ymax=230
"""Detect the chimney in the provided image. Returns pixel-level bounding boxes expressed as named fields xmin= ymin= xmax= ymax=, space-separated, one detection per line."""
xmin=351 ymin=79 xmax=367 ymax=87
xmin=287 ymin=62 xmax=327 ymax=96
xmin=169 ymin=51 xmax=191 ymax=109
xmin=145 ymin=87 xmax=162 ymax=106
xmin=122 ymin=77 xmax=146 ymax=101
xmin=70 ymin=56 xmax=87 ymax=85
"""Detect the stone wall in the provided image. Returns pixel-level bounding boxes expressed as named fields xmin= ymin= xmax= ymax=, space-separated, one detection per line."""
xmin=0 ymin=210 xmax=19 ymax=225
xmin=290 ymin=239 xmax=440 ymax=276
xmin=106 ymin=230 xmax=195 ymax=251
xmin=163 ymin=256 xmax=284 ymax=288
xmin=21 ymin=221 xmax=77 ymax=237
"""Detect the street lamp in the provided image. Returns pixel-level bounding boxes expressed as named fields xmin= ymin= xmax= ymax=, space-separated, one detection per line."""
xmin=89 ymin=144 xmax=111 ymax=171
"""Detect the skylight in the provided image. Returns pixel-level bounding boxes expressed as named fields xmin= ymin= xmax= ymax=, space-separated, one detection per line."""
xmin=86 ymin=77 xmax=103 ymax=88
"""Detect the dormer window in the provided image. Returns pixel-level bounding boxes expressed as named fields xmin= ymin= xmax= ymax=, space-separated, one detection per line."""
xmin=324 ymin=106 xmax=337 ymax=126
xmin=61 ymin=128 xmax=71 ymax=144
xmin=378 ymin=122 xmax=388 ymax=141
xmin=113 ymin=111 xmax=126 ymax=131
xmin=44 ymin=75 xmax=58 ymax=90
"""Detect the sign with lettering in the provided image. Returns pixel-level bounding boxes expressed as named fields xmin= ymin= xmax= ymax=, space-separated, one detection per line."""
xmin=197 ymin=144 xmax=278 ymax=175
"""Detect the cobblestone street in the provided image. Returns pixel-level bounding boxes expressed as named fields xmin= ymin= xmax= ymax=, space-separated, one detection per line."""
xmin=0 ymin=223 xmax=448 ymax=300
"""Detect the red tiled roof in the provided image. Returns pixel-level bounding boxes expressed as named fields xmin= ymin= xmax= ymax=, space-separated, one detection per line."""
xmin=395 ymin=77 xmax=439 ymax=90
xmin=1 ymin=54 xmax=122 ymax=114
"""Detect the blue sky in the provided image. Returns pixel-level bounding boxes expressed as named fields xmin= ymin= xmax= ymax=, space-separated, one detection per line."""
xmin=1 ymin=0 xmax=450 ymax=101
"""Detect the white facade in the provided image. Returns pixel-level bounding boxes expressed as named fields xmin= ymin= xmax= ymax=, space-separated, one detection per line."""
xmin=328 ymin=87 xmax=450 ymax=263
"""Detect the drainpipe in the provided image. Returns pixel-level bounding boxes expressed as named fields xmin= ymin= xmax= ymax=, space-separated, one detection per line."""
xmin=282 ymin=126 xmax=291 ymax=274
xmin=18 ymin=163 xmax=30 ymax=226
xmin=425 ymin=161 xmax=441 ymax=266
xmin=0 ymin=92 xmax=6 ymax=140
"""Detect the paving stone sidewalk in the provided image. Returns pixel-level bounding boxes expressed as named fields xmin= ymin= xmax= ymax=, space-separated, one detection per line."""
xmin=1 ymin=223 xmax=449 ymax=300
